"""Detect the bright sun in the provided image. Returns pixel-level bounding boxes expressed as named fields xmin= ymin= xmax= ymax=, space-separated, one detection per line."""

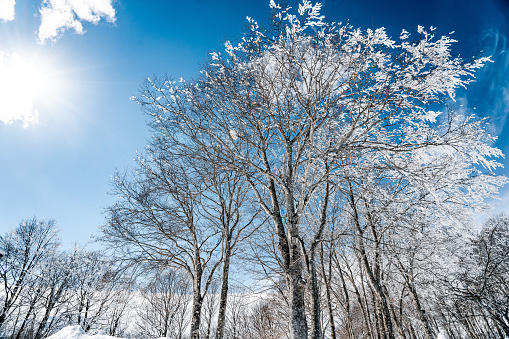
xmin=0 ymin=52 xmax=51 ymax=127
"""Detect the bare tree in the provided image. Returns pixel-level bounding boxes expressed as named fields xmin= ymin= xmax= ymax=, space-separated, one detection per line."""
xmin=222 ymin=292 xmax=250 ymax=339
xmin=249 ymin=296 xmax=290 ymax=339
xmin=135 ymin=269 xmax=190 ymax=339
xmin=105 ymin=277 xmax=133 ymax=338
xmin=101 ymin=151 xmax=223 ymax=339
xmin=64 ymin=249 xmax=133 ymax=335
xmin=30 ymin=250 xmax=76 ymax=339
xmin=0 ymin=218 xmax=59 ymax=336
xmin=196 ymin=163 xmax=261 ymax=339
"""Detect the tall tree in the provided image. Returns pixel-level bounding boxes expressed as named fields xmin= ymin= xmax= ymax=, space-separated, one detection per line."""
xmin=197 ymin=164 xmax=260 ymax=339
xmin=134 ymin=1 xmax=504 ymax=337
xmin=102 ymin=152 xmax=223 ymax=339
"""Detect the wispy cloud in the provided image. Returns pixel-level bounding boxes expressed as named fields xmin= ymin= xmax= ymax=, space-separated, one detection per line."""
xmin=456 ymin=28 xmax=509 ymax=147
xmin=38 ymin=0 xmax=116 ymax=44
xmin=478 ymin=29 xmax=509 ymax=134
xmin=0 ymin=52 xmax=39 ymax=128
xmin=0 ymin=0 xmax=15 ymax=22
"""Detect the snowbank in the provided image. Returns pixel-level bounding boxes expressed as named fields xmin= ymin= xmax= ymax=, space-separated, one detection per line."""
xmin=45 ymin=326 xmax=121 ymax=339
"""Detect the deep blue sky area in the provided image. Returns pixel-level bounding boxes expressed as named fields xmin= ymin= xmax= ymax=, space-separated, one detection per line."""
xmin=0 ymin=0 xmax=508 ymax=247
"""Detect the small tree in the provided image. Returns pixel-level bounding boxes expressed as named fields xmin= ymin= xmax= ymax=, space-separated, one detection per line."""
xmin=0 ymin=218 xmax=59 ymax=335
xmin=135 ymin=270 xmax=190 ymax=339
xmin=29 ymin=250 xmax=76 ymax=339
xmin=65 ymin=249 xmax=132 ymax=335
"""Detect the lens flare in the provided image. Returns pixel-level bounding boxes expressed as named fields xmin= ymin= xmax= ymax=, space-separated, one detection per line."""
xmin=0 ymin=52 xmax=51 ymax=127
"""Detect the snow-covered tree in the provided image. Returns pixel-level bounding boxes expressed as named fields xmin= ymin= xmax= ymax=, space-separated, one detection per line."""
xmin=455 ymin=214 xmax=509 ymax=336
xmin=0 ymin=218 xmax=60 ymax=336
xmin=133 ymin=1 xmax=505 ymax=338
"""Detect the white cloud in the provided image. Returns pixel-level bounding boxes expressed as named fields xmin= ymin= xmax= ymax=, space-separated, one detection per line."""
xmin=0 ymin=52 xmax=40 ymax=128
xmin=0 ymin=0 xmax=15 ymax=22
xmin=38 ymin=0 xmax=116 ymax=43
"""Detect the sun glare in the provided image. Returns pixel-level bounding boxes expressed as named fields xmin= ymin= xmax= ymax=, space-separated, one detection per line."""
xmin=0 ymin=52 xmax=52 ymax=127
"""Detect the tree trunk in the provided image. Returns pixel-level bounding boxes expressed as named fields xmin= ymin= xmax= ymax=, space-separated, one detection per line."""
xmin=338 ymin=266 xmax=354 ymax=339
xmin=215 ymin=231 xmax=232 ymax=339
xmin=190 ymin=243 xmax=204 ymax=339
xmin=285 ymin=224 xmax=308 ymax=339
xmin=266 ymin=176 xmax=308 ymax=339
xmin=287 ymin=261 xmax=308 ymax=339
xmin=348 ymin=188 xmax=395 ymax=339
xmin=0 ymin=277 xmax=27 ymax=331
xmin=0 ymin=311 xmax=5 ymax=330
xmin=320 ymin=244 xmax=337 ymax=339
xmin=14 ymin=296 xmax=37 ymax=339
xmin=190 ymin=284 xmax=203 ymax=339
xmin=307 ymin=180 xmax=330 ymax=339
xmin=34 ymin=286 xmax=63 ymax=339
xmin=407 ymin=282 xmax=435 ymax=339
xmin=351 ymin=262 xmax=375 ymax=339
xmin=308 ymin=258 xmax=322 ymax=339
xmin=388 ymin=296 xmax=406 ymax=339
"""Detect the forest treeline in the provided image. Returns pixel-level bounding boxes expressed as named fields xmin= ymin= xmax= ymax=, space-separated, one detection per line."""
xmin=2 ymin=1 xmax=509 ymax=338
xmin=0 ymin=214 xmax=508 ymax=338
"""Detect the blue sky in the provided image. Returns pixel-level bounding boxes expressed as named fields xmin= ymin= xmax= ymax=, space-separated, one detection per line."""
xmin=0 ymin=0 xmax=508 ymax=247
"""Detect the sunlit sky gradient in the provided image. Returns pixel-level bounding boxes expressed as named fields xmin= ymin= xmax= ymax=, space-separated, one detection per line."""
xmin=0 ymin=0 xmax=508 ymax=247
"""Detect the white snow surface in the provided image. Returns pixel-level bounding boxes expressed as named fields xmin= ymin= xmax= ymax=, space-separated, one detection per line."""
xmin=45 ymin=325 xmax=121 ymax=339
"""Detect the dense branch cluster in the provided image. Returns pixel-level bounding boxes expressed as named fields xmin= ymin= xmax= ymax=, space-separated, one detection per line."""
xmin=0 ymin=219 xmax=133 ymax=339
xmin=127 ymin=1 xmax=506 ymax=338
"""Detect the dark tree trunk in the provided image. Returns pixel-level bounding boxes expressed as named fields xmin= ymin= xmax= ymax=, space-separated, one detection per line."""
xmin=286 ymin=225 xmax=308 ymax=339
xmin=338 ymin=266 xmax=354 ymax=339
xmin=215 ymin=229 xmax=232 ymax=339
xmin=190 ymin=284 xmax=203 ymax=339
xmin=307 ymin=180 xmax=329 ymax=339
xmin=265 ymin=176 xmax=308 ymax=339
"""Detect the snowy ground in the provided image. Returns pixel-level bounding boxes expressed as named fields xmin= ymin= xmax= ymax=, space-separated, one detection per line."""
xmin=45 ymin=326 xmax=120 ymax=339
xmin=45 ymin=325 xmax=175 ymax=339
xmin=43 ymin=292 xmax=263 ymax=339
